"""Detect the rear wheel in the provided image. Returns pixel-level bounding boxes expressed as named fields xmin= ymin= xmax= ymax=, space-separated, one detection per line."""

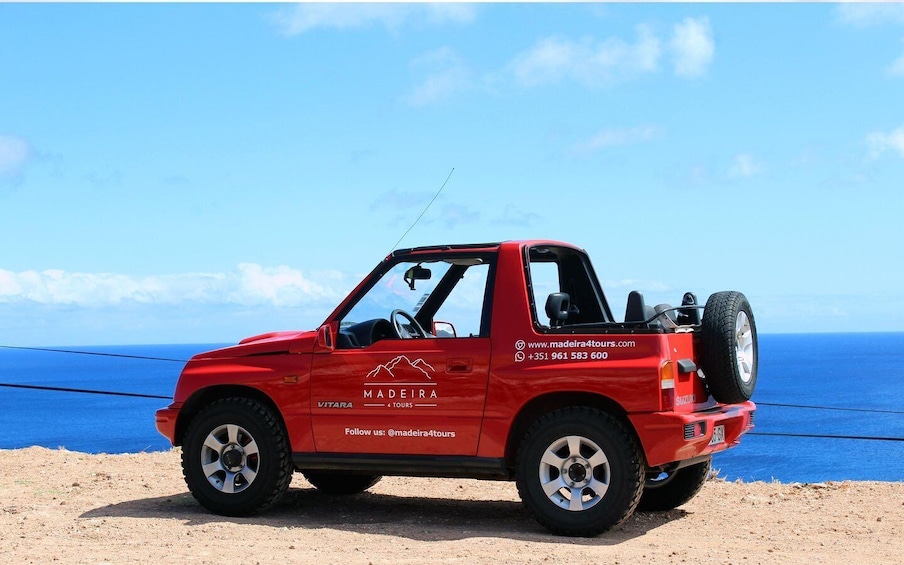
xmin=302 ymin=472 xmax=382 ymax=495
xmin=637 ymin=457 xmax=711 ymax=511
xmin=701 ymin=291 xmax=758 ymax=403
xmin=182 ymin=398 xmax=292 ymax=516
xmin=515 ymin=407 xmax=644 ymax=537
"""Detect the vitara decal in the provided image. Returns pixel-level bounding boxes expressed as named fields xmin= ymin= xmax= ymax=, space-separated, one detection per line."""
xmin=317 ymin=401 xmax=354 ymax=409
xmin=364 ymin=355 xmax=439 ymax=408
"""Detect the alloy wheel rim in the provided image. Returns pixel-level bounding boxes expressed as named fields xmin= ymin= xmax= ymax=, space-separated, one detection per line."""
xmin=200 ymin=423 xmax=260 ymax=494
xmin=735 ymin=310 xmax=755 ymax=384
xmin=538 ymin=435 xmax=610 ymax=512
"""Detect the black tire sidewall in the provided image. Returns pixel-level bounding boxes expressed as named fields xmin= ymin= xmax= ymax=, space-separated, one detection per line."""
xmin=516 ymin=408 xmax=643 ymax=537
xmin=182 ymin=398 xmax=291 ymax=516
xmin=637 ymin=457 xmax=712 ymax=511
xmin=701 ymin=291 xmax=758 ymax=404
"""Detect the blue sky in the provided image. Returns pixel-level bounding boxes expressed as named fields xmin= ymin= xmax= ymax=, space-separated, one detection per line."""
xmin=1 ymin=3 xmax=903 ymax=345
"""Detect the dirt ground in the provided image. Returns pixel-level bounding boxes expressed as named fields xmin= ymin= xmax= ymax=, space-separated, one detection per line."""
xmin=1 ymin=447 xmax=902 ymax=564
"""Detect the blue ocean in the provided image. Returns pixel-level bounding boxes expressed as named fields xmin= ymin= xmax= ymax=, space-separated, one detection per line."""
xmin=1 ymin=333 xmax=902 ymax=484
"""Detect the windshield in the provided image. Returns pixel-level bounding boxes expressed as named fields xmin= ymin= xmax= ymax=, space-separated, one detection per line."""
xmin=342 ymin=257 xmax=491 ymax=338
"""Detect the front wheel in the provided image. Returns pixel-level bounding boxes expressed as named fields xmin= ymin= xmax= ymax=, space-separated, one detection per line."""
xmin=515 ymin=407 xmax=644 ymax=537
xmin=182 ymin=397 xmax=293 ymax=516
xmin=637 ymin=457 xmax=712 ymax=511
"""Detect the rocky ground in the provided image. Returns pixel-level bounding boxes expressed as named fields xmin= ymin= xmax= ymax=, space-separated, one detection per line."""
xmin=1 ymin=447 xmax=902 ymax=564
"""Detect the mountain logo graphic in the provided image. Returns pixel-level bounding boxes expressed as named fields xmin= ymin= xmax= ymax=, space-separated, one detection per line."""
xmin=366 ymin=356 xmax=436 ymax=380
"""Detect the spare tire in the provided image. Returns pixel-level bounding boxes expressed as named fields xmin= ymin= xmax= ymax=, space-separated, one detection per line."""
xmin=700 ymin=291 xmax=757 ymax=403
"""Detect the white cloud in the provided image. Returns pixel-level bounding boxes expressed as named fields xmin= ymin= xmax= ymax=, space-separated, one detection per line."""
xmin=888 ymin=49 xmax=904 ymax=76
xmin=728 ymin=153 xmax=764 ymax=178
xmin=511 ymin=25 xmax=662 ymax=87
xmin=405 ymin=66 xmax=471 ymax=105
xmin=421 ymin=3 xmax=477 ymax=26
xmin=403 ymin=48 xmax=474 ymax=106
xmin=388 ymin=16 xmax=716 ymax=106
xmin=570 ymin=125 xmax=661 ymax=155
xmin=867 ymin=125 xmax=904 ymax=159
xmin=836 ymin=4 xmax=904 ymax=27
xmin=232 ymin=264 xmax=349 ymax=307
xmin=0 ymin=265 xmax=352 ymax=308
xmin=271 ymin=3 xmax=476 ymax=36
xmin=670 ymin=17 xmax=714 ymax=78
xmin=509 ymin=18 xmax=715 ymax=87
xmin=370 ymin=189 xmax=434 ymax=211
xmin=493 ymin=204 xmax=540 ymax=227
xmin=436 ymin=203 xmax=481 ymax=228
xmin=0 ymin=134 xmax=30 ymax=181
xmin=836 ymin=5 xmax=904 ymax=79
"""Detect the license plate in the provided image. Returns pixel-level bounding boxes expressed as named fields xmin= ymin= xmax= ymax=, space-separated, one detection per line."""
xmin=709 ymin=424 xmax=725 ymax=446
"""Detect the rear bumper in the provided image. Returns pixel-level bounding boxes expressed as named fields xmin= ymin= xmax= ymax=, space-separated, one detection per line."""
xmin=155 ymin=404 xmax=181 ymax=445
xmin=629 ymin=401 xmax=755 ymax=468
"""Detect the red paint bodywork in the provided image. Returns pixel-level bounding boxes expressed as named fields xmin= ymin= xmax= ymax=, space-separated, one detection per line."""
xmin=156 ymin=240 xmax=754 ymax=473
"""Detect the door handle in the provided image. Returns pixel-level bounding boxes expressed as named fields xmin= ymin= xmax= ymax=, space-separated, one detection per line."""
xmin=446 ymin=358 xmax=472 ymax=373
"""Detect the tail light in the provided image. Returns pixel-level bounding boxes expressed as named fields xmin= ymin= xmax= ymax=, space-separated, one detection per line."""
xmin=660 ymin=361 xmax=675 ymax=411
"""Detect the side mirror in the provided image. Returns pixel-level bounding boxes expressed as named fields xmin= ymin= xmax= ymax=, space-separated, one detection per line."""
xmin=404 ymin=265 xmax=432 ymax=290
xmin=433 ymin=321 xmax=457 ymax=338
xmin=545 ymin=292 xmax=571 ymax=327
xmin=315 ymin=323 xmax=335 ymax=352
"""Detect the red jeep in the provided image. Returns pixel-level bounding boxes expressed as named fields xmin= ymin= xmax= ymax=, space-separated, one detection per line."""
xmin=156 ymin=240 xmax=756 ymax=536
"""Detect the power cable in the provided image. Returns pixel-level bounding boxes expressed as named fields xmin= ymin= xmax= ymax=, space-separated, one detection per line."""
xmin=0 ymin=345 xmax=187 ymax=363
xmin=3 ymin=346 xmax=904 ymax=438
xmin=749 ymin=431 xmax=904 ymax=442
xmin=756 ymin=401 xmax=904 ymax=415
xmin=0 ymin=382 xmax=171 ymax=400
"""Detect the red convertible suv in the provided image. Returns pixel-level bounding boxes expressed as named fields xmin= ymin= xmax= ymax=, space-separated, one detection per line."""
xmin=157 ymin=240 xmax=756 ymax=536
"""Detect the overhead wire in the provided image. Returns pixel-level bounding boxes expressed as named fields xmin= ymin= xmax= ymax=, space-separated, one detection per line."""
xmin=749 ymin=431 xmax=904 ymax=442
xmin=0 ymin=345 xmax=187 ymax=363
xmin=0 ymin=382 xmax=171 ymax=400
xmin=756 ymin=401 xmax=904 ymax=415
xmin=0 ymin=344 xmax=181 ymax=400
xmin=1 ymin=343 xmax=903 ymax=441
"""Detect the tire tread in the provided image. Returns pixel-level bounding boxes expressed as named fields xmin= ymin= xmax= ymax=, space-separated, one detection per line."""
xmin=181 ymin=397 xmax=293 ymax=516
xmin=637 ymin=458 xmax=711 ymax=511
xmin=515 ymin=406 xmax=644 ymax=537
xmin=701 ymin=291 xmax=757 ymax=404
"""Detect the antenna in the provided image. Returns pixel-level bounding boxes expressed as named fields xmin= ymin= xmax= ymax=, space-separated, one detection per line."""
xmin=387 ymin=167 xmax=455 ymax=254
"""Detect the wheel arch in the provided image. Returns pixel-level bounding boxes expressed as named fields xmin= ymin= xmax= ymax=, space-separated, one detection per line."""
xmin=174 ymin=385 xmax=286 ymax=447
xmin=504 ymin=392 xmax=640 ymax=467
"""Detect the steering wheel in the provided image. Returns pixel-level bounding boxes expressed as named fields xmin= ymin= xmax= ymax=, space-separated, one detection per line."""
xmin=390 ymin=309 xmax=428 ymax=339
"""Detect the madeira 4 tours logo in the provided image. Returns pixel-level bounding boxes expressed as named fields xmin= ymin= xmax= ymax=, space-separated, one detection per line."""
xmin=363 ymin=355 xmax=439 ymax=409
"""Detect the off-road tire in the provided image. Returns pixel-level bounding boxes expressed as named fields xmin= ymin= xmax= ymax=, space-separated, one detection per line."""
xmin=515 ymin=407 xmax=644 ymax=537
xmin=302 ymin=472 xmax=383 ymax=495
xmin=182 ymin=397 xmax=293 ymax=516
xmin=637 ymin=457 xmax=712 ymax=511
xmin=701 ymin=291 xmax=758 ymax=403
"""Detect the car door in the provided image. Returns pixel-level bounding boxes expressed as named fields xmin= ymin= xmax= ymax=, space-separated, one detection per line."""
xmin=309 ymin=336 xmax=491 ymax=455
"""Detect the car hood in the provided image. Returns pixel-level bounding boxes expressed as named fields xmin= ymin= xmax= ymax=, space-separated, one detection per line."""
xmin=192 ymin=330 xmax=317 ymax=359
